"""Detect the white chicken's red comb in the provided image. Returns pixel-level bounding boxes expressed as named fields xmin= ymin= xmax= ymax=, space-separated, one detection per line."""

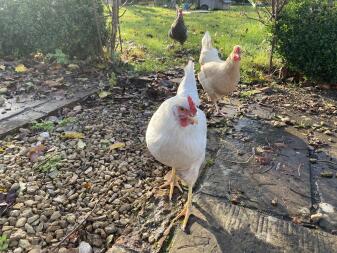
xmin=188 ymin=96 xmax=197 ymax=116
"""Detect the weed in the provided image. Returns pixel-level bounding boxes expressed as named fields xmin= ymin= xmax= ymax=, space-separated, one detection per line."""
xmin=31 ymin=120 xmax=54 ymax=132
xmin=240 ymin=89 xmax=260 ymax=98
xmin=58 ymin=117 xmax=77 ymax=127
xmin=206 ymin=158 xmax=215 ymax=167
xmin=34 ymin=154 xmax=62 ymax=172
xmin=46 ymin=49 xmax=70 ymax=65
xmin=0 ymin=235 xmax=8 ymax=252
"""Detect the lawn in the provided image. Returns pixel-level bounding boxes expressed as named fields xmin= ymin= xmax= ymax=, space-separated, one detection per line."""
xmin=120 ymin=5 xmax=270 ymax=80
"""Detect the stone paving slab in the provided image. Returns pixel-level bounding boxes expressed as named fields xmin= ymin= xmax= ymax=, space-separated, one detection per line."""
xmin=0 ymin=88 xmax=98 ymax=137
xmin=200 ymin=117 xmax=311 ymax=218
xmin=169 ymin=194 xmax=337 ymax=253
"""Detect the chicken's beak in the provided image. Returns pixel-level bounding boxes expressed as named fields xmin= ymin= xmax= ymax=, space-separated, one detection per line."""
xmin=188 ymin=116 xmax=198 ymax=125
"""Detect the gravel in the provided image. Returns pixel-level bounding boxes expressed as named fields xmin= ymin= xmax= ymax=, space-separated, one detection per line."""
xmin=0 ymin=82 xmax=166 ymax=252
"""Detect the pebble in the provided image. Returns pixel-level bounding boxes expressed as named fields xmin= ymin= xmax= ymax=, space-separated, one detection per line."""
xmin=25 ymin=223 xmax=35 ymax=234
xmin=53 ymin=195 xmax=66 ymax=204
xmin=105 ymin=224 xmax=117 ymax=234
xmin=50 ymin=211 xmax=62 ymax=221
xmin=16 ymin=217 xmax=27 ymax=227
xmin=19 ymin=239 xmax=31 ymax=250
xmin=24 ymin=200 xmax=36 ymax=207
xmin=13 ymin=248 xmax=23 ymax=253
xmin=79 ymin=241 xmax=93 ymax=253
xmin=27 ymin=215 xmax=39 ymax=224
xmin=66 ymin=214 xmax=76 ymax=224
xmin=10 ymin=229 xmax=27 ymax=240
xmin=27 ymin=185 xmax=39 ymax=194
xmin=55 ymin=229 xmax=64 ymax=239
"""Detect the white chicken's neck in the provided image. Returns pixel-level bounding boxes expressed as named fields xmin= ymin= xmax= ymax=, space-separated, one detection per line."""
xmin=176 ymin=62 xmax=200 ymax=106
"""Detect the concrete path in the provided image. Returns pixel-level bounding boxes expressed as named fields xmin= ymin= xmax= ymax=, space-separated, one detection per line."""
xmin=169 ymin=194 xmax=337 ymax=253
xmin=0 ymin=87 xmax=98 ymax=137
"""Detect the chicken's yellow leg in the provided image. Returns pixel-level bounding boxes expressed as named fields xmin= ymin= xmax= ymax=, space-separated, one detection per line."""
xmin=172 ymin=185 xmax=193 ymax=231
xmin=160 ymin=168 xmax=183 ymax=200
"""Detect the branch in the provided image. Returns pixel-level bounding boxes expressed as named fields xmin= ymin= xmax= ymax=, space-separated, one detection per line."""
xmin=276 ymin=0 xmax=288 ymax=17
xmin=119 ymin=8 xmax=127 ymax=18
xmin=243 ymin=12 xmax=267 ymax=25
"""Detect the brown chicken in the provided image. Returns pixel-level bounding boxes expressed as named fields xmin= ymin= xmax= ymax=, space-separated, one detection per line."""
xmin=198 ymin=32 xmax=241 ymax=115
xmin=168 ymin=6 xmax=187 ymax=46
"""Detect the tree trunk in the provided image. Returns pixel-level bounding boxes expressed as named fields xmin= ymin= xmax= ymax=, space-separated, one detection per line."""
xmin=111 ymin=0 xmax=119 ymax=52
xmin=91 ymin=0 xmax=103 ymax=56
xmin=269 ymin=35 xmax=275 ymax=71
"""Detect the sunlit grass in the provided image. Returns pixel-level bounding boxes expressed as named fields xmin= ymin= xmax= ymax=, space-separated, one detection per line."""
xmin=120 ymin=5 xmax=271 ymax=80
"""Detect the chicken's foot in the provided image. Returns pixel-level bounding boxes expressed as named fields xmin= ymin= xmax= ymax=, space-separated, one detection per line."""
xmin=214 ymin=102 xmax=227 ymax=116
xmin=160 ymin=168 xmax=183 ymax=200
xmin=172 ymin=185 xmax=192 ymax=231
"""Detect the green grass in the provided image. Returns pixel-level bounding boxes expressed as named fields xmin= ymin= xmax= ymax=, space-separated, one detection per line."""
xmin=120 ymin=5 xmax=270 ymax=79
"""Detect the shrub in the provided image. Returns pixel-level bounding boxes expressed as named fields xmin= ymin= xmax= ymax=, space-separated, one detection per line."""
xmin=274 ymin=0 xmax=337 ymax=83
xmin=0 ymin=0 xmax=106 ymax=59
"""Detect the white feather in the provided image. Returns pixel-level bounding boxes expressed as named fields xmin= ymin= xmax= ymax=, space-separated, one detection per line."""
xmin=177 ymin=60 xmax=200 ymax=106
xmin=199 ymin=31 xmax=221 ymax=65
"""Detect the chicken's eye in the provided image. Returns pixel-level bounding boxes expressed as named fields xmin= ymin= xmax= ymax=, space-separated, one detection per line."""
xmin=179 ymin=106 xmax=186 ymax=112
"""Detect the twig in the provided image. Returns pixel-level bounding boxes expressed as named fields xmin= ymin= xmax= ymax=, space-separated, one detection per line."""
xmin=223 ymin=154 xmax=254 ymax=164
xmin=260 ymin=165 xmax=273 ymax=174
xmin=289 ymin=187 xmax=311 ymax=199
xmin=297 ymin=163 xmax=302 ymax=177
xmin=316 ymin=160 xmax=337 ymax=167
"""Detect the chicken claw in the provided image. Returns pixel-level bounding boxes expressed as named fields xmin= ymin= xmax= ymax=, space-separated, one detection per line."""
xmin=214 ymin=102 xmax=227 ymax=116
xmin=160 ymin=168 xmax=183 ymax=200
xmin=172 ymin=186 xmax=193 ymax=231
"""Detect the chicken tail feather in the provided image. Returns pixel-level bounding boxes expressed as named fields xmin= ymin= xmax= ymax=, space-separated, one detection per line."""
xmin=184 ymin=60 xmax=194 ymax=76
xmin=201 ymin=31 xmax=212 ymax=49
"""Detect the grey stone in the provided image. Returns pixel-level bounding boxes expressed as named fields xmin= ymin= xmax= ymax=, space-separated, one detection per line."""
xmin=25 ymin=223 xmax=35 ymax=234
xmin=50 ymin=211 xmax=61 ymax=221
xmin=105 ymin=224 xmax=117 ymax=234
xmin=19 ymin=239 xmax=31 ymax=250
xmin=79 ymin=241 xmax=93 ymax=253
xmin=10 ymin=229 xmax=27 ymax=240
xmin=27 ymin=214 xmax=39 ymax=224
xmin=15 ymin=217 xmax=27 ymax=228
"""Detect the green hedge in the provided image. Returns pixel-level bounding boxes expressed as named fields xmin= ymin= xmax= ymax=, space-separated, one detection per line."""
xmin=0 ymin=0 xmax=106 ymax=59
xmin=274 ymin=0 xmax=337 ymax=83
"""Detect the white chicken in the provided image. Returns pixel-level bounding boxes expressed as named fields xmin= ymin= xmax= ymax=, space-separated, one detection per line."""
xmin=146 ymin=60 xmax=207 ymax=230
xmin=198 ymin=31 xmax=241 ymax=116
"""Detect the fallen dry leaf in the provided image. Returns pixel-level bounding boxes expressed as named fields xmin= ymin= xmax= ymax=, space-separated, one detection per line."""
xmin=0 ymin=65 xmax=5 ymax=70
xmin=68 ymin=64 xmax=80 ymax=70
xmin=27 ymin=144 xmax=46 ymax=162
xmin=109 ymin=142 xmax=126 ymax=151
xmin=62 ymin=132 xmax=84 ymax=139
xmin=83 ymin=182 xmax=92 ymax=189
xmin=98 ymin=91 xmax=111 ymax=98
xmin=44 ymin=79 xmax=63 ymax=87
xmin=15 ymin=64 xmax=28 ymax=73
